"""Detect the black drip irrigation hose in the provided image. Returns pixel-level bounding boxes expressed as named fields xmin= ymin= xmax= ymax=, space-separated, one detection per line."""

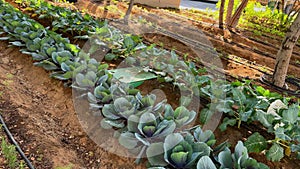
xmin=286 ymin=76 xmax=300 ymax=90
xmin=0 ymin=114 xmax=35 ymax=169
xmin=260 ymin=74 xmax=300 ymax=96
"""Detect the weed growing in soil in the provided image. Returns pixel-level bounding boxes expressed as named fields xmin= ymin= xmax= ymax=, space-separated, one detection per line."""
xmin=0 ymin=130 xmax=20 ymax=168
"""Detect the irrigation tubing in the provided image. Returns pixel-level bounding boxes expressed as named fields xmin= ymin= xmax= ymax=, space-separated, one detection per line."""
xmin=0 ymin=114 xmax=35 ymax=169
xmin=260 ymin=74 xmax=300 ymax=96
xmin=153 ymin=8 xmax=300 ymax=58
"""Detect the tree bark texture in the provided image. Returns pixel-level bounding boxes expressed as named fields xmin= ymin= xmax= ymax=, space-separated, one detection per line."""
xmin=219 ymin=0 xmax=225 ymax=28
xmin=272 ymin=12 xmax=300 ymax=87
xmin=124 ymin=0 xmax=134 ymax=24
xmin=226 ymin=0 xmax=234 ymax=25
xmin=228 ymin=0 xmax=248 ymax=28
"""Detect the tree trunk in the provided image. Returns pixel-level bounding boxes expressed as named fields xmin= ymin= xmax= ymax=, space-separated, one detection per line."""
xmin=226 ymin=0 xmax=234 ymax=25
xmin=124 ymin=0 xmax=134 ymax=24
xmin=219 ymin=0 xmax=225 ymax=28
xmin=228 ymin=0 xmax=248 ymax=28
xmin=272 ymin=12 xmax=300 ymax=87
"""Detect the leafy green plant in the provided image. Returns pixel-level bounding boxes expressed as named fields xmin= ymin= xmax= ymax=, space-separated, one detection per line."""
xmin=200 ymin=79 xmax=299 ymax=161
xmin=101 ymin=93 xmax=165 ymax=129
xmin=245 ymin=102 xmax=300 ymax=161
xmin=146 ymin=132 xmax=211 ymax=168
xmin=217 ymin=141 xmax=269 ymax=169
xmin=126 ymin=112 xmax=176 ymax=141
xmin=201 ymin=80 xmax=281 ymax=131
xmin=146 ymin=126 xmax=268 ymax=169
xmin=0 ymin=2 xmax=84 ymax=82
xmin=119 ymin=112 xmax=176 ymax=163
xmin=164 ymin=104 xmax=196 ymax=128
xmin=22 ymin=0 xmax=201 ymax=101
xmin=1 ymin=137 xmax=18 ymax=168
xmin=25 ymin=0 xmax=145 ymax=60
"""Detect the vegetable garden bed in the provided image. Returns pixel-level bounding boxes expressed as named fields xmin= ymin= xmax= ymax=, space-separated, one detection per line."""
xmin=0 ymin=0 xmax=299 ymax=169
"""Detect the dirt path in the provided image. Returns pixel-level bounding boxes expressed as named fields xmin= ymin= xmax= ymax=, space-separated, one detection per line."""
xmin=0 ymin=40 xmax=143 ymax=168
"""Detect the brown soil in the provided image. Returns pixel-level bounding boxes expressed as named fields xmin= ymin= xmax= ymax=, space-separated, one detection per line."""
xmin=0 ymin=40 xmax=144 ymax=169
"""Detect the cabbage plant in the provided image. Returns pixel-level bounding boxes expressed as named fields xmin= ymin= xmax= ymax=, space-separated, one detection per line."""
xmin=146 ymin=132 xmax=211 ymax=169
xmin=146 ymin=138 xmax=269 ymax=169
xmin=217 ymin=141 xmax=269 ymax=169
xmin=164 ymin=104 xmax=196 ymax=128
xmin=101 ymin=94 xmax=165 ymax=129
xmin=118 ymin=112 xmax=176 ymax=163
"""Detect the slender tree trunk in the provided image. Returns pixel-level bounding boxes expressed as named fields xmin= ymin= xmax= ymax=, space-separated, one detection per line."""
xmin=272 ymin=12 xmax=300 ymax=87
xmin=226 ymin=0 xmax=234 ymax=25
xmin=124 ymin=0 xmax=134 ymax=24
xmin=228 ymin=0 xmax=248 ymax=28
xmin=219 ymin=0 xmax=225 ymax=28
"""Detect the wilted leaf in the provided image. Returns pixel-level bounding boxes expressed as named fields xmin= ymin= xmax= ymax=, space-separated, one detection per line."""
xmin=267 ymin=100 xmax=286 ymax=118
